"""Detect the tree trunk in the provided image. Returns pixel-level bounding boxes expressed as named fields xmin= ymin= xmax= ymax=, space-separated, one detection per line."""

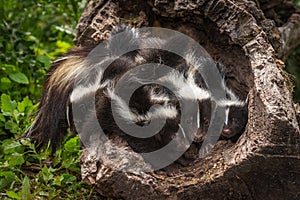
xmin=75 ymin=0 xmax=300 ymax=199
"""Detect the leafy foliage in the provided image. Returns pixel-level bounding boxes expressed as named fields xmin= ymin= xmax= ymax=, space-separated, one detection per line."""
xmin=0 ymin=0 xmax=100 ymax=199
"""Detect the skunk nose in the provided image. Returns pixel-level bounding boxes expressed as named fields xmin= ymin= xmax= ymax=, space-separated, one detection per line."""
xmin=222 ymin=128 xmax=232 ymax=136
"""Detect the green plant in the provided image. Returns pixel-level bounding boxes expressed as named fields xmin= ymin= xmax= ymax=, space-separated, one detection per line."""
xmin=0 ymin=0 xmax=100 ymax=199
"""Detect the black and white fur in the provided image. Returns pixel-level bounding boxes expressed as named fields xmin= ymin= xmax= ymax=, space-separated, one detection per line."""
xmin=23 ymin=26 xmax=248 ymax=153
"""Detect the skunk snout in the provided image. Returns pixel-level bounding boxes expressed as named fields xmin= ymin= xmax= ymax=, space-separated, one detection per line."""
xmin=222 ymin=128 xmax=233 ymax=137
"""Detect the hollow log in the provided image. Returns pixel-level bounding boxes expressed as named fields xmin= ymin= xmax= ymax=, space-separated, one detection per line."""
xmin=74 ymin=0 xmax=300 ymax=199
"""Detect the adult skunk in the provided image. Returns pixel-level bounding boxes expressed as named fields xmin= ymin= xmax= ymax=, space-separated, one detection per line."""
xmin=23 ymin=26 xmax=248 ymax=153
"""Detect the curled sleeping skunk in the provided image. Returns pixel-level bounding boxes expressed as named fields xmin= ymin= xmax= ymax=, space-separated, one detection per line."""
xmin=22 ymin=26 xmax=248 ymax=160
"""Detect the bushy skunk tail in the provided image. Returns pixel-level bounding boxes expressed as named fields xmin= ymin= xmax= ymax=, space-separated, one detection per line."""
xmin=22 ymin=46 xmax=93 ymax=152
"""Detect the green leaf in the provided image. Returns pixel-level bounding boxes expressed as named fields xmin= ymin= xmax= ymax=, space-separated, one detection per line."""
xmin=3 ymin=140 xmax=25 ymax=154
xmin=0 ymin=178 xmax=10 ymax=190
xmin=6 ymin=190 xmax=21 ymax=200
xmin=64 ymin=137 xmax=80 ymax=153
xmin=0 ymin=171 xmax=16 ymax=180
xmin=54 ymin=175 xmax=61 ymax=186
xmin=56 ymin=40 xmax=72 ymax=49
xmin=49 ymin=40 xmax=73 ymax=56
xmin=0 ymin=171 xmax=15 ymax=190
xmin=21 ymin=176 xmax=31 ymax=200
xmin=60 ymin=173 xmax=77 ymax=184
xmin=0 ymin=113 xmax=5 ymax=122
xmin=1 ymin=94 xmax=17 ymax=114
xmin=0 ymin=77 xmax=12 ymax=90
xmin=5 ymin=120 xmax=19 ymax=133
xmin=2 ymin=64 xmax=16 ymax=74
xmin=24 ymin=34 xmax=38 ymax=42
xmin=7 ymin=153 xmax=25 ymax=166
xmin=17 ymin=96 xmax=33 ymax=113
xmin=9 ymin=72 xmax=29 ymax=84
xmin=37 ymin=55 xmax=51 ymax=68
xmin=41 ymin=166 xmax=55 ymax=182
xmin=0 ymin=113 xmax=5 ymax=128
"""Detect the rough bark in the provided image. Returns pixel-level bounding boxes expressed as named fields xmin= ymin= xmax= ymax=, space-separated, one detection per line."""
xmin=75 ymin=0 xmax=300 ymax=199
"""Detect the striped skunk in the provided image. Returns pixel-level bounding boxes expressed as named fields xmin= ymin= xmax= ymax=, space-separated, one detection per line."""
xmin=23 ymin=26 xmax=248 ymax=156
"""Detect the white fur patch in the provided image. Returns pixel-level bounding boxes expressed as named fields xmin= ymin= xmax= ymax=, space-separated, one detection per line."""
xmin=106 ymin=88 xmax=137 ymax=122
xmin=130 ymin=27 xmax=139 ymax=38
xmin=70 ymin=68 xmax=107 ymax=103
xmin=70 ymin=84 xmax=99 ymax=103
xmin=225 ymin=87 xmax=239 ymax=101
xmin=225 ymin=107 xmax=229 ymax=125
xmin=216 ymin=99 xmax=245 ymax=107
xmin=134 ymin=54 xmax=146 ymax=64
xmin=149 ymin=88 xmax=170 ymax=103
xmin=217 ymin=81 xmax=246 ymax=107
xmin=54 ymin=56 xmax=74 ymax=63
xmin=178 ymin=124 xmax=186 ymax=139
xmin=184 ymin=51 xmax=205 ymax=70
xmin=219 ymin=77 xmax=241 ymax=102
xmin=147 ymin=105 xmax=178 ymax=120
xmin=57 ymin=59 xmax=87 ymax=87
xmin=177 ymin=84 xmax=211 ymax=101
xmin=106 ymin=88 xmax=178 ymax=124
xmin=47 ymin=56 xmax=86 ymax=96
xmin=159 ymin=71 xmax=211 ymax=101
xmin=66 ymin=105 xmax=71 ymax=127
xmin=197 ymin=106 xmax=200 ymax=129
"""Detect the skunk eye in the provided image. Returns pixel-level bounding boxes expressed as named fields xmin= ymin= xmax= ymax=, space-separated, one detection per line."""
xmin=204 ymin=118 xmax=209 ymax=126
xmin=232 ymin=118 xmax=238 ymax=124
xmin=153 ymin=86 xmax=160 ymax=94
